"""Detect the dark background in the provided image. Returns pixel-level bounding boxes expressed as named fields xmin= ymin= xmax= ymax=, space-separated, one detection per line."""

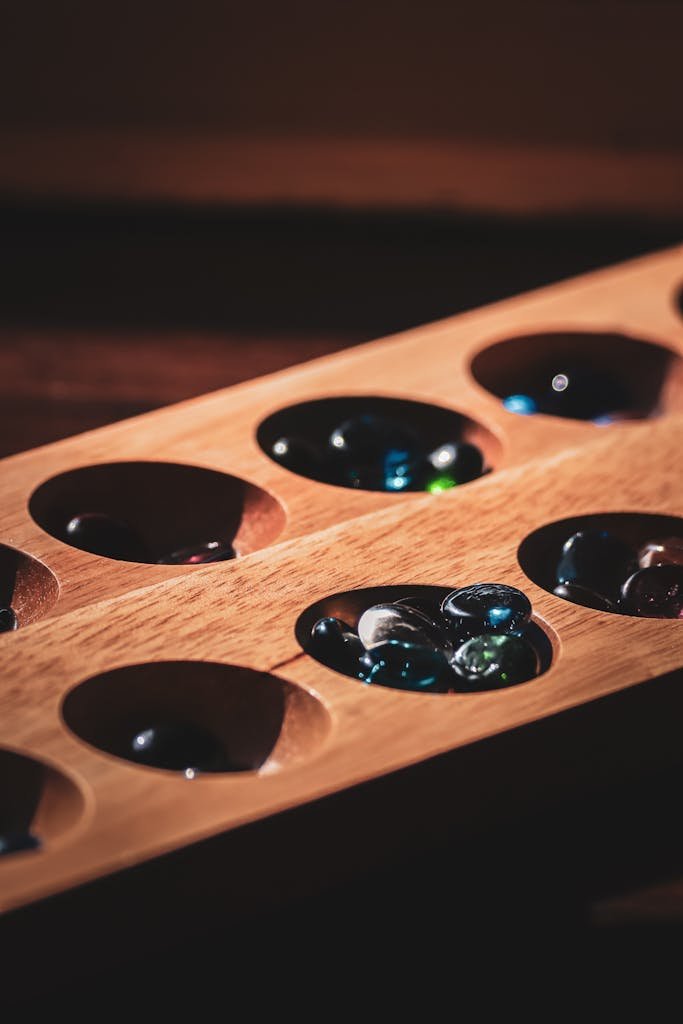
xmin=1 ymin=0 xmax=682 ymax=996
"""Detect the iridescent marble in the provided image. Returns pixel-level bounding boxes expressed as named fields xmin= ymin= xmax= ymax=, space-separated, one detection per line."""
xmin=451 ymin=634 xmax=539 ymax=691
xmin=0 ymin=832 xmax=41 ymax=857
xmin=157 ymin=540 xmax=236 ymax=565
xmin=441 ymin=583 xmax=532 ymax=636
xmin=310 ymin=616 xmax=365 ymax=674
xmin=638 ymin=536 xmax=683 ymax=569
xmin=359 ymin=640 xmax=451 ymax=692
xmin=0 ymin=607 xmax=18 ymax=632
xmin=425 ymin=441 xmax=484 ymax=485
xmin=357 ymin=602 xmax=450 ymax=655
xmin=620 ymin=566 xmax=683 ymax=618
xmin=129 ymin=722 xmax=228 ymax=772
xmin=328 ymin=414 xmax=419 ymax=491
xmin=552 ymin=582 xmax=618 ymax=613
xmin=556 ymin=529 xmax=636 ymax=602
xmin=65 ymin=512 xmax=149 ymax=561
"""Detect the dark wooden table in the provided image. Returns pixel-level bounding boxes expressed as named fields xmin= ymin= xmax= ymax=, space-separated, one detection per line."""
xmin=2 ymin=202 xmax=681 ymax=998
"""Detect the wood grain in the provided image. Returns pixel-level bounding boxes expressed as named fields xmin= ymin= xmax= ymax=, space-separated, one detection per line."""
xmin=0 ymin=245 xmax=681 ymax=914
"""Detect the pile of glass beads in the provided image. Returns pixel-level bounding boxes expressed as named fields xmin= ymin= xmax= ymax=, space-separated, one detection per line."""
xmin=552 ymin=529 xmax=683 ymax=617
xmin=271 ymin=413 xmax=486 ymax=492
xmin=309 ymin=583 xmax=541 ymax=693
xmin=503 ymin=363 xmax=634 ymax=423
xmin=62 ymin=512 xmax=236 ymax=564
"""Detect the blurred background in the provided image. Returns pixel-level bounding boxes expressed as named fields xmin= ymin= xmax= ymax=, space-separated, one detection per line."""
xmin=1 ymin=0 xmax=682 ymax=456
xmin=1 ymin=0 xmax=682 ymax=987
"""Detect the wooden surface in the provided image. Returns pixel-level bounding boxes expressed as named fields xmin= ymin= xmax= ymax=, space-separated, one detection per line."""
xmin=0 ymin=245 xmax=681 ymax=920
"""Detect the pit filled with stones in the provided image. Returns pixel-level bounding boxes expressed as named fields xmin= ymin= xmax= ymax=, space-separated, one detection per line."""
xmin=519 ymin=514 xmax=683 ymax=618
xmin=258 ymin=397 xmax=499 ymax=493
xmin=299 ymin=583 xmax=551 ymax=694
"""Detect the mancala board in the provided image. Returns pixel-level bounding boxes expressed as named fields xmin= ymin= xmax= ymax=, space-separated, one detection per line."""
xmin=0 ymin=244 xmax=681 ymax=949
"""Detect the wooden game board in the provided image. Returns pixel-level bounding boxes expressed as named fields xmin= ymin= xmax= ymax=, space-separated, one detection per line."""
xmin=0 ymin=243 xmax=681 ymax=927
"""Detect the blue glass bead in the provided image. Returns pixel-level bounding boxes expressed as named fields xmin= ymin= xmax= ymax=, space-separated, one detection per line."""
xmin=0 ymin=607 xmax=18 ymax=632
xmin=310 ymin=616 xmax=365 ymax=674
xmin=65 ymin=512 xmax=149 ymax=562
xmin=423 ymin=441 xmax=484 ymax=486
xmin=556 ymin=529 xmax=636 ymax=602
xmin=358 ymin=640 xmax=451 ymax=692
xmin=441 ymin=583 xmax=532 ymax=636
xmin=0 ymin=832 xmax=41 ymax=857
xmin=157 ymin=540 xmax=236 ymax=565
xmin=503 ymin=394 xmax=537 ymax=416
xmin=553 ymin=582 xmax=618 ymax=613
xmin=451 ymin=634 xmax=539 ymax=691
xmin=129 ymin=722 xmax=229 ymax=773
xmin=328 ymin=415 xmax=419 ymax=491
xmin=620 ymin=565 xmax=683 ymax=618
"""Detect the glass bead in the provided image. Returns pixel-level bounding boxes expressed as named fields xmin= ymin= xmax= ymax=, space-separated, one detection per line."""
xmin=0 ymin=832 xmax=41 ymax=857
xmin=327 ymin=415 xmax=419 ymax=491
xmin=556 ymin=529 xmax=636 ymax=602
xmin=310 ymin=616 xmax=365 ymax=674
xmin=0 ymin=607 xmax=18 ymax=632
xmin=451 ymin=634 xmax=539 ymax=691
xmin=65 ymin=512 xmax=149 ymax=561
xmin=620 ymin=565 xmax=683 ymax=618
xmin=425 ymin=441 xmax=484 ymax=485
xmin=637 ymin=537 xmax=683 ymax=569
xmin=537 ymin=365 xmax=629 ymax=421
xmin=128 ymin=722 xmax=229 ymax=772
xmin=156 ymin=540 xmax=236 ymax=565
xmin=271 ymin=435 xmax=324 ymax=477
xmin=357 ymin=602 xmax=451 ymax=656
xmin=358 ymin=640 xmax=451 ymax=692
xmin=441 ymin=583 xmax=532 ymax=636
xmin=503 ymin=394 xmax=538 ymax=416
xmin=552 ymin=582 xmax=618 ymax=612
xmin=395 ymin=594 xmax=448 ymax=626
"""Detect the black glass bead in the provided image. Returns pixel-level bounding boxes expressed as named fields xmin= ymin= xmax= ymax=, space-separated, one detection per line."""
xmin=0 ymin=607 xmax=18 ymax=632
xmin=0 ymin=831 xmax=41 ymax=857
xmin=327 ymin=415 xmax=420 ymax=491
xmin=310 ymin=617 xmax=365 ymax=674
xmin=553 ymin=582 xmax=618 ymax=613
xmin=556 ymin=529 xmax=636 ymax=602
xmin=441 ymin=583 xmax=532 ymax=636
xmin=395 ymin=594 xmax=448 ymax=625
xmin=536 ymin=365 xmax=629 ymax=421
xmin=156 ymin=540 xmax=236 ymax=565
xmin=620 ymin=565 xmax=683 ymax=618
xmin=271 ymin=435 xmax=324 ymax=477
xmin=357 ymin=602 xmax=451 ymax=656
xmin=128 ymin=722 xmax=230 ymax=773
xmin=65 ymin=512 xmax=149 ymax=562
xmin=358 ymin=640 xmax=451 ymax=692
xmin=425 ymin=441 xmax=484 ymax=485
xmin=451 ymin=634 xmax=539 ymax=691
